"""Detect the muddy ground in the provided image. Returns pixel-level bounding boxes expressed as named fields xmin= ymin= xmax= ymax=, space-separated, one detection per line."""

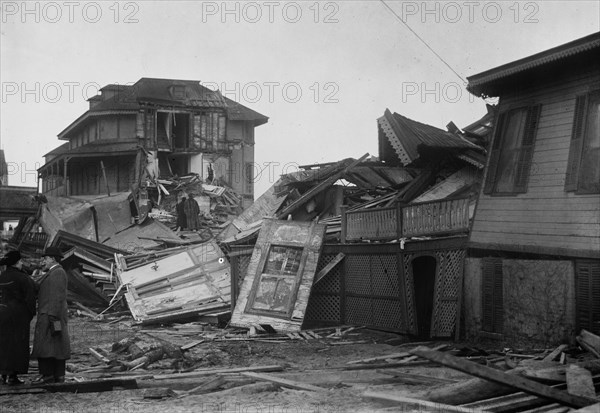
xmin=0 ymin=314 xmax=485 ymax=413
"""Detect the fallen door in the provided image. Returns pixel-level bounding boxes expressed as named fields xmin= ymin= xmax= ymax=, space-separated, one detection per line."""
xmin=230 ymin=218 xmax=326 ymax=333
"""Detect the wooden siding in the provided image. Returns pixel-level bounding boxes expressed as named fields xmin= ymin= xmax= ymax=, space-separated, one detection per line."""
xmin=470 ymin=64 xmax=600 ymax=257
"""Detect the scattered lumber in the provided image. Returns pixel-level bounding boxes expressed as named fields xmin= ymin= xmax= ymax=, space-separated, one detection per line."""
xmin=544 ymin=344 xmax=569 ymax=362
xmin=347 ymin=343 xmax=447 ymax=364
xmin=363 ymin=392 xmax=479 ymax=413
xmin=578 ymin=330 xmax=600 ymax=359
xmin=151 ymin=365 xmax=284 ymax=380
xmin=375 ymin=371 xmax=458 ymax=385
xmin=410 ymin=347 xmax=599 ymax=408
xmin=566 ymin=365 xmax=595 ymax=398
xmin=182 ymin=375 xmax=226 ymax=396
xmin=15 ymin=378 xmax=138 ymax=394
xmin=242 ymin=372 xmax=328 ymax=393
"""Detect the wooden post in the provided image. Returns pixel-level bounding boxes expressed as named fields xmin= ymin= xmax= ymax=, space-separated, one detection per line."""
xmin=396 ymin=201 xmax=403 ymax=241
xmin=100 ymin=161 xmax=111 ymax=196
xmin=340 ymin=205 xmax=347 ymax=243
xmin=63 ymin=157 xmax=69 ymax=196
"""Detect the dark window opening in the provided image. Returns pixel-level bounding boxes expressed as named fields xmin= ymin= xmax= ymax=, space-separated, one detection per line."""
xmin=412 ymin=255 xmax=437 ymax=338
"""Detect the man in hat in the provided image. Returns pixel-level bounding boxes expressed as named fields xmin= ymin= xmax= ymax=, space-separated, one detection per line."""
xmin=184 ymin=193 xmax=200 ymax=231
xmin=0 ymin=250 xmax=36 ymax=385
xmin=31 ymin=247 xmax=71 ymax=383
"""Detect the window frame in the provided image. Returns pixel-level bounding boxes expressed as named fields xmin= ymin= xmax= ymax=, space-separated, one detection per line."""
xmin=565 ymin=90 xmax=600 ymax=194
xmin=483 ymin=104 xmax=541 ymax=196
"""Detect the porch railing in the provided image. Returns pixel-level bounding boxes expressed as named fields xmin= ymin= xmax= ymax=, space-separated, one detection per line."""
xmin=342 ymin=197 xmax=470 ymax=241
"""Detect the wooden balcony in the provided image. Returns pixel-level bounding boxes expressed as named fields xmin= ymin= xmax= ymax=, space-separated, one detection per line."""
xmin=342 ymin=197 xmax=471 ymax=242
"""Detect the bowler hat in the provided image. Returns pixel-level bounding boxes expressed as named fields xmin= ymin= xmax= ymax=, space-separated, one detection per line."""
xmin=42 ymin=246 xmax=63 ymax=260
xmin=0 ymin=250 xmax=21 ymax=266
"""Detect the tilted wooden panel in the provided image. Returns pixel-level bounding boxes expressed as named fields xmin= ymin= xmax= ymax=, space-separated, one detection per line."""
xmin=230 ymin=219 xmax=326 ymax=333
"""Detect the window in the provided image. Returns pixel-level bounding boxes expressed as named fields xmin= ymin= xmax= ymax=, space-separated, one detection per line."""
xmin=481 ymin=257 xmax=503 ymax=334
xmin=565 ymin=91 xmax=600 ymax=194
xmin=484 ymin=105 xmax=541 ymax=194
xmin=248 ymin=246 xmax=304 ymax=315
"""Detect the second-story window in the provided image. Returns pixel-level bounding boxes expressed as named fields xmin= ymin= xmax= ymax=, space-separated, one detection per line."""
xmin=484 ymin=104 xmax=541 ymax=195
xmin=565 ymin=91 xmax=600 ymax=194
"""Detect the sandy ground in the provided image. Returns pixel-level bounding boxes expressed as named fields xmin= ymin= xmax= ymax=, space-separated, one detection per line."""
xmin=0 ymin=316 xmax=475 ymax=413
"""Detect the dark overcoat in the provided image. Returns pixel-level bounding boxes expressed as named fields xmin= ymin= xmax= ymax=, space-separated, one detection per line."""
xmin=176 ymin=199 xmax=187 ymax=229
xmin=184 ymin=197 xmax=201 ymax=230
xmin=0 ymin=266 xmax=36 ymax=374
xmin=31 ymin=264 xmax=71 ymax=360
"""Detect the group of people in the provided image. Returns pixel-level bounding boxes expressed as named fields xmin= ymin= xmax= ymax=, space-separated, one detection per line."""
xmin=0 ymin=247 xmax=71 ymax=385
xmin=176 ymin=193 xmax=201 ymax=231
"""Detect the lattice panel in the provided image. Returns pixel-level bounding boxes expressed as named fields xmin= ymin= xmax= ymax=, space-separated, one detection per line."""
xmin=403 ymin=253 xmax=417 ymax=334
xmin=305 ymin=294 xmax=340 ymax=324
xmin=372 ymin=299 xmax=404 ymax=330
xmin=345 ymin=255 xmax=372 ymax=294
xmin=371 ymin=254 xmax=399 ymax=296
xmin=431 ymin=249 xmax=465 ymax=337
xmin=313 ymin=254 xmax=341 ymax=294
xmin=346 ymin=296 xmax=373 ymax=326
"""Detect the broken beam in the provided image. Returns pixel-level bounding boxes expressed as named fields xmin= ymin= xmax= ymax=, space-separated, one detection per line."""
xmin=409 ymin=347 xmax=598 ymax=408
xmin=313 ymin=253 xmax=345 ymax=285
xmin=242 ymin=372 xmax=328 ymax=393
xmin=363 ymin=392 xmax=480 ymax=413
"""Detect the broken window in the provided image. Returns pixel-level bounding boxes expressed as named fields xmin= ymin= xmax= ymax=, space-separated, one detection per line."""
xmin=248 ymin=246 xmax=304 ymax=315
xmin=245 ymin=162 xmax=255 ymax=194
xmin=481 ymin=257 xmax=503 ymax=334
xmin=484 ymin=105 xmax=541 ymax=194
xmin=196 ymin=112 xmax=227 ymax=152
xmin=565 ymin=91 xmax=600 ymax=194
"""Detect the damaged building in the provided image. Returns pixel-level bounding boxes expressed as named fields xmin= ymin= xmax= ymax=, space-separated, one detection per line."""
xmin=225 ymin=107 xmax=492 ymax=338
xmin=37 ymin=77 xmax=268 ymax=209
xmin=463 ymin=32 xmax=600 ymax=344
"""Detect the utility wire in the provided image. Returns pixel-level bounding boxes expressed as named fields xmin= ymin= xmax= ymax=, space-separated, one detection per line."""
xmin=379 ymin=0 xmax=467 ymax=85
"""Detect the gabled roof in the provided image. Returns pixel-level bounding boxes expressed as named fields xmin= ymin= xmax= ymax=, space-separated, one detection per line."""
xmin=467 ymin=32 xmax=600 ymax=98
xmin=58 ymin=77 xmax=269 ymax=139
xmin=378 ymin=109 xmax=479 ymax=166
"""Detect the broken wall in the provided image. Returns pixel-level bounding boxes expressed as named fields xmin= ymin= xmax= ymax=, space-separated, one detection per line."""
xmin=463 ymin=257 xmax=575 ymax=345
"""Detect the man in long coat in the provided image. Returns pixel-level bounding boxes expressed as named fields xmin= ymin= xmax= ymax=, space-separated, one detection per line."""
xmin=184 ymin=193 xmax=201 ymax=231
xmin=0 ymin=250 xmax=36 ymax=385
xmin=176 ymin=196 xmax=187 ymax=231
xmin=31 ymin=247 xmax=70 ymax=383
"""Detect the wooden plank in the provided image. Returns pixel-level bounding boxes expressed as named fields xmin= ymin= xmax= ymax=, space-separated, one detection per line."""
xmin=376 ymin=370 xmax=458 ymax=385
xmin=152 ymin=365 xmax=284 ymax=380
xmin=573 ymin=403 xmax=600 ymax=412
xmin=544 ymin=345 xmax=569 ymax=362
xmin=578 ymin=330 xmax=600 ymax=358
xmin=313 ymin=253 xmax=345 ymax=285
xmin=363 ymin=392 xmax=482 ymax=413
xmin=566 ymin=365 xmax=595 ymax=398
xmin=347 ymin=344 xmax=447 ymax=365
xmin=242 ymin=372 xmax=327 ymax=392
xmin=409 ymin=347 xmax=598 ymax=408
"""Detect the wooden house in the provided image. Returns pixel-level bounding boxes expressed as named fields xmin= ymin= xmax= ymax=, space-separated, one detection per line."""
xmin=463 ymin=32 xmax=600 ymax=344
xmin=38 ymin=78 xmax=268 ymax=209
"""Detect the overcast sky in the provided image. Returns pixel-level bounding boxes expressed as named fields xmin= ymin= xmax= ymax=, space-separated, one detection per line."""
xmin=1 ymin=0 xmax=599 ymax=196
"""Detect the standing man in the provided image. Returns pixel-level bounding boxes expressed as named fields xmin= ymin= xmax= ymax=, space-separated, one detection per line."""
xmin=0 ymin=250 xmax=36 ymax=385
xmin=184 ymin=193 xmax=201 ymax=231
xmin=31 ymin=247 xmax=70 ymax=384
xmin=176 ymin=196 xmax=187 ymax=231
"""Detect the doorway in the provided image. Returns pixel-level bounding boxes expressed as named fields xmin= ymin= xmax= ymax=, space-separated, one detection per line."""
xmin=412 ymin=255 xmax=437 ymax=338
